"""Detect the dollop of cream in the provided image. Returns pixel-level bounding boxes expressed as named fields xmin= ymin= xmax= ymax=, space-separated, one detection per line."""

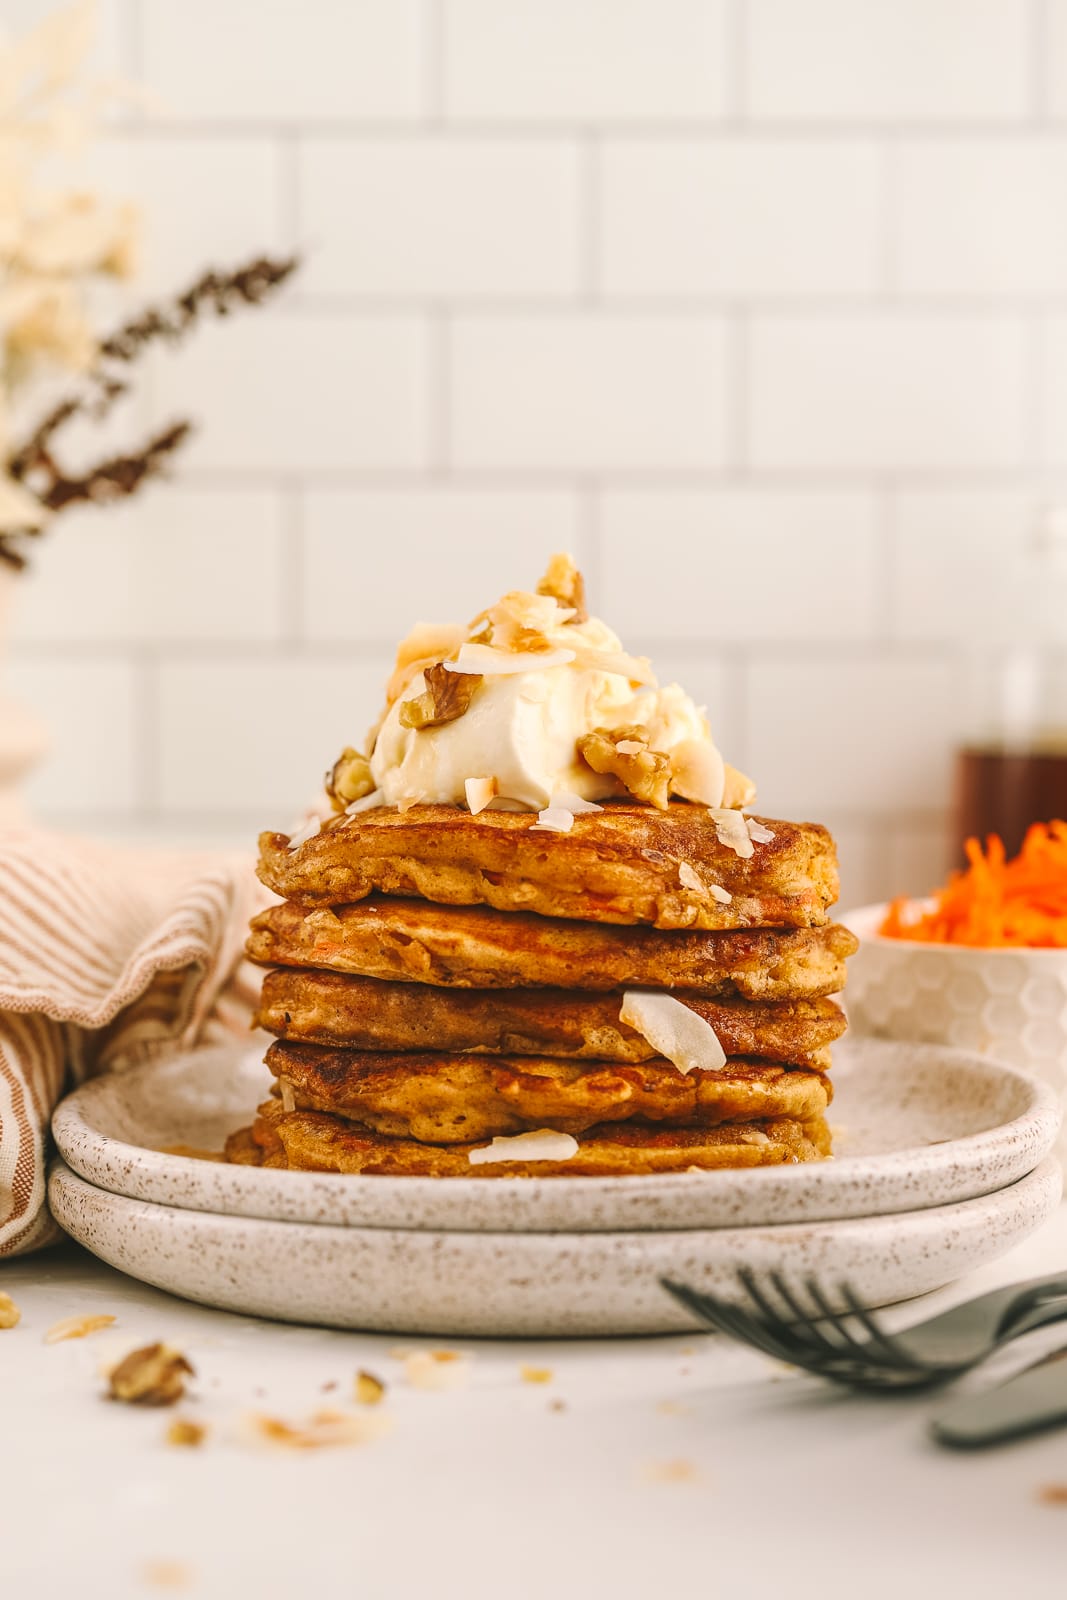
xmin=367 ymin=558 xmax=740 ymax=813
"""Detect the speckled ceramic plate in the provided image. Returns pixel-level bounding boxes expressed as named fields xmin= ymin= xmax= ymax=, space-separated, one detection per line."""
xmin=51 ymin=1036 xmax=1060 ymax=1233
xmin=47 ymin=1156 xmax=1063 ymax=1337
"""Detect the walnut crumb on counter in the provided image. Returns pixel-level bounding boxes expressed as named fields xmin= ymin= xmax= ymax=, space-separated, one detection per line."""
xmin=44 ymin=1313 xmax=116 ymax=1344
xmin=109 ymin=1343 xmax=193 ymax=1406
xmin=0 ymin=1291 xmax=20 ymax=1329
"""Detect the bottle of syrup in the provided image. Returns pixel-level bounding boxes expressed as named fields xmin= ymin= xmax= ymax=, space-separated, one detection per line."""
xmin=955 ymin=507 xmax=1067 ymax=860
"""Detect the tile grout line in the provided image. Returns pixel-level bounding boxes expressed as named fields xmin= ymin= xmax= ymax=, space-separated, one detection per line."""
xmin=279 ymin=482 xmax=306 ymax=646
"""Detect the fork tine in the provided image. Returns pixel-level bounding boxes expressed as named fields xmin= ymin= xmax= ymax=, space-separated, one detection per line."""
xmin=737 ymin=1268 xmax=869 ymax=1372
xmin=802 ymin=1277 xmax=876 ymax=1360
xmin=660 ymin=1280 xmax=805 ymax=1364
xmin=768 ymin=1272 xmax=851 ymax=1358
xmin=838 ymin=1283 xmax=934 ymax=1374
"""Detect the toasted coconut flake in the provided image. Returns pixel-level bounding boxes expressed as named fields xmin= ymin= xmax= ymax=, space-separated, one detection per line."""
xmin=531 ymin=805 xmax=575 ymax=834
xmin=386 ymin=623 xmax=467 ymax=705
xmin=468 ymin=1129 xmax=579 ymax=1166
xmin=355 ymin=1370 xmax=387 ymax=1406
xmin=400 ymin=661 xmax=483 ymax=730
xmin=45 ymin=1313 xmax=116 ymax=1345
xmin=166 ymin=1418 xmax=207 ymax=1448
xmin=108 ymin=1344 xmax=193 ymax=1406
xmin=678 ymin=863 xmax=702 ymax=891
xmin=405 ymin=1350 xmax=470 ymax=1391
xmin=746 ymin=817 xmax=776 ymax=844
xmin=521 ymin=1366 xmax=554 ymax=1385
xmin=244 ymin=1407 xmax=393 ymax=1449
xmin=465 ymin=776 xmax=498 ymax=815
xmin=443 ymin=642 xmax=576 ymax=676
xmin=740 ymin=1130 xmax=772 ymax=1146
xmin=620 ymin=991 xmax=726 ymax=1075
xmin=286 ymin=815 xmax=321 ymax=852
xmin=346 ymin=788 xmax=385 ymax=815
xmin=279 ymin=1078 xmax=296 ymax=1114
xmin=0 ymin=1292 xmax=20 ymax=1329
xmin=709 ymin=883 xmax=732 ymax=904
xmin=722 ymin=763 xmax=757 ymax=809
xmin=670 ymin=737 xmax=726 ymax=807
xmin=549 ymin=790 xmax=603 ymax=815
xmin=568 ymin=643 xmax=657 ymax=685
xmin=711 ymin=807 xmax=754 ymax=859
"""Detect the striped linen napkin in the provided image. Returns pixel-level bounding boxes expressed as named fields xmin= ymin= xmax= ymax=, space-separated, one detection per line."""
xmin=0 ymin=830 xmax=267 ymax=1257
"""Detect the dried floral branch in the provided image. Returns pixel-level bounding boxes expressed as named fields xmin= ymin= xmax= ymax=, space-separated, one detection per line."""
xmin=1 ymin=253 xmax=299 ymax=561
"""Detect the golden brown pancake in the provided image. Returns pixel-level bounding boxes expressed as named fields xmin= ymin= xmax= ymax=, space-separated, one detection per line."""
xmin=257 ymin=803 xmax=837 ymax=930
xmin=247 ymin=897 xmax=858 ymax=1002
xmin=257 ymin=968 xmax=846 ymax=1071
xmin=229 ymin=1097 xmax=832 ymax=1175
xmin=265 ymin=1038 xmax=833 ymax=1142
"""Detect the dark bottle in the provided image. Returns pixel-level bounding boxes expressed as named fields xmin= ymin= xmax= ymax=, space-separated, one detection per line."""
xmin=954 ymin=509 xmax=1067 ymax=861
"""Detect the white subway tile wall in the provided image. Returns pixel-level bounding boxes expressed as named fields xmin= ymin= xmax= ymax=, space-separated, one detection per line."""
xmin=9 ymin=0 xmax=1067 ymax=909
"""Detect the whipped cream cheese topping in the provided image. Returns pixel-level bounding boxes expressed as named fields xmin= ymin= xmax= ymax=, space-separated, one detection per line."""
xmin=366 ymin=554 xmax=750 ymax=815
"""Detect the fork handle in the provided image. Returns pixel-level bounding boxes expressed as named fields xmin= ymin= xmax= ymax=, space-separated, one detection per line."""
xmin=996 ymin=1277 xmax=1067 ymax=1339
xmin=1000 ymin=1293 xmax=1067 ymax=1343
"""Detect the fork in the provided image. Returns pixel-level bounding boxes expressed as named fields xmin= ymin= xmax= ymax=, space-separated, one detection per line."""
xmin=661 ymin=1271 xmax=1067 ymax=1392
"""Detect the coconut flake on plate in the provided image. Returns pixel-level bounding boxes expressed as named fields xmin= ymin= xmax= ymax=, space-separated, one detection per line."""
xmin=287 ymin=815 xmax=322 ymax=851
xmin=346 ymin=788 xmax=385 ymax=815
xmin=746 ymin=817 xmax=776 ymax=844
xmin=442 ymin=642 xmax=576 ymax=676
xmin=711 ymin=807 xmax=754 ymax=859
xmin=619 ymin=991 xmax=727 ymax=1075
xmin=464 ymin=777 xmax=498 ymax=815
xmin=468 ymin=1129 xmax=579 ymax=1166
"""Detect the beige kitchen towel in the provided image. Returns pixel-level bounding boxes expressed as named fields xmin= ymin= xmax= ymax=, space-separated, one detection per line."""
xmin=0 ymin=830 xmax=267 ymax=1257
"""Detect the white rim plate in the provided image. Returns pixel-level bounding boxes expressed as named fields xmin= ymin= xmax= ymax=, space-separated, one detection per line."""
xmin=48 ymin=1156 xmax=1063 ymax=1338
xmin=51 ymin=1035 xmax=1061 ymax=1232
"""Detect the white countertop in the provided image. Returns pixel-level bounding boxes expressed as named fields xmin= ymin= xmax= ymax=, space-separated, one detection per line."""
xmin=5 ymin=1212 xmax=1067 ymax=1600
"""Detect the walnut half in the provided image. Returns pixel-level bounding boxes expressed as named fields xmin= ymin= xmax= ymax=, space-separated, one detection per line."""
xmin=399 ymin=661 xmax=482 ymax=730
xmin=537 ymin=552 xmax=588 ymax=623
xmin=577 ymin=725 xmax=671 ymax=810
xmin=109 ymin=1343 xmax=194 ymax=1407
xmin=325 ymin=748 xmax=374 ymax=813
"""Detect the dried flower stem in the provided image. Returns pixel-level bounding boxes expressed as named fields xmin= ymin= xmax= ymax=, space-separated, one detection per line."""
xmin=1 ymin=253 xmax=299 ymax=565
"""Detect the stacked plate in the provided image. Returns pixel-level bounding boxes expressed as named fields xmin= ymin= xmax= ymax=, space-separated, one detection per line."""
xmin=50 ymin=1034 xmax=1062 ymax=1337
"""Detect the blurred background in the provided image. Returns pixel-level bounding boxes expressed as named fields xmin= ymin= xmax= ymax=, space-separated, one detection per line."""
xmin=5 ymin=0 xmax=1067 ymax=906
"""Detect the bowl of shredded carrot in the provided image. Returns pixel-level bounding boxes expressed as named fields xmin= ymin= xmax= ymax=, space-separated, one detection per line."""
xmin=843 ymin=823 xmax=1067 ymax=1141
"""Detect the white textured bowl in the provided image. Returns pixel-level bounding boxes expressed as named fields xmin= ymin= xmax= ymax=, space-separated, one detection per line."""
xmin=843 ymin=902 xmax=1067 ymax=1158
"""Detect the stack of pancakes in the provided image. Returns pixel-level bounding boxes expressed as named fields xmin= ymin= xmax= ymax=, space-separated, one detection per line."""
xmin=228 ymin=801 xmax=858 ymax=1177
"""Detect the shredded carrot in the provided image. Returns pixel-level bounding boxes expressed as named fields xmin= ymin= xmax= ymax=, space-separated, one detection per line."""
xmin=880 ymin=821 xmax=1067 ymax=948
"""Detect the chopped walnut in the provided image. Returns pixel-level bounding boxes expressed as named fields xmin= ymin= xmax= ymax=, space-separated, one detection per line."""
xmin=0 ymin=1292 xmax=20 ymax=1329
xmin=354 ymin=1369 xmax=386 ymax=1406
xmin=399 ymin=661 xmax=483 ymax=730
xmin=108 ymin=1343 xmax=194 ymax=1406
xmin=520 ymin=1365 xmax=553 ymax=1385
xmin=44 ymin=1313 xmax=116 ymax=1344
xmin=577 ymin=725 xmax=671 ymax=810
xmin=244 ymin=1407 xmax=392 ymax=1449
xmin=166 ymin=1418 xmax=207 ymax=1448
xmin=1038 ymin=1483 xmax=1067 ymax=1506
xmin=325 ymin=748 xmax=374 ymax=812
xmin=405 ymin=1349 xmax=469 ymax=1391
xmin=537 ymin=552 xmax=588 ymax=623
xmin=642 ymin=1458 xmax=701 ymax=1484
